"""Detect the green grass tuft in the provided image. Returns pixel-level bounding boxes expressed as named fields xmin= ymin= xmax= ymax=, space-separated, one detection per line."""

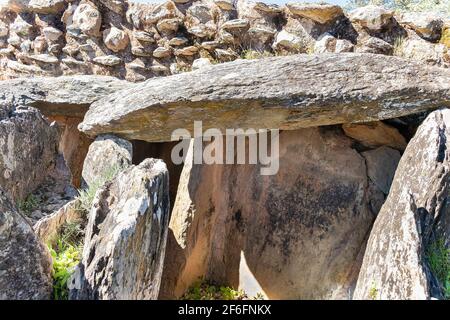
xmin=181 ymin=279 xmax=264 ymax=300
xmin=75 ymin=165 xmax=121 ymax=215
xmin=17 ymin=194 xmax=39 ymax=214
xmin=241 ymin=49 xmax=274 ymax=60
xmin=426 ymin=238 xmax=450 ymax=299
xmin=368 ymin=281 xmax=378 ymax=300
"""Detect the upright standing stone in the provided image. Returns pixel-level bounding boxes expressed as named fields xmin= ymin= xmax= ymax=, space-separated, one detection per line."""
xmin=70 ymin=159 xmax=170 ymax=300
xmin=81 ymin=134 xmax=132 ymax=188
xmin=161 ymin=128 xmax=384 ymax=299
xmin=0 ymin=105 xmax=59 ymax=202
xmin=0 ymin=188 xmax=53 ymax=300
xmin=354 ymin=109 xmax=450 ymax=300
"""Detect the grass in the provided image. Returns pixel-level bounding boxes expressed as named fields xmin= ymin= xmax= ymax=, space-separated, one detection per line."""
xmin=48 ymin=220 xmax=84 ymax=300
xmin=48 ymin=164 xmax=122 ymax=299
xmin=240 ymin=41 xmax=314 ymax=61
xmin=393 ymin=36 xmax=406 ymax=57
xmin=368 ymin=281 xmax=378 ymax=300
xmin=181 ymin=279 xmax=264 ymax=300
xmin=306 ymin=42 xmax=315 ymax=55
xmin=440 ymin=27 xmax=450 ymax=47
xmin=17 ymin=194 xmax=39 ymax=214
xmin=345 ymin=0 xmax=450 ymax=15
xmin=75 ymin=164 xmax=121 ymax=215
xmin=276 ymin=40 xmax=315 ymax=56
xmin=426 ymin=238 xmax=450 ymax=299
xmin=75 ymin=184 xmax=99 ymax=215
xmin=58 ymin=220 xmax=84 ymax=246
xmin=240 ymin=49 xmax=274 ymax=60
xmin=175 ymin=64 xmax=192 ymax=73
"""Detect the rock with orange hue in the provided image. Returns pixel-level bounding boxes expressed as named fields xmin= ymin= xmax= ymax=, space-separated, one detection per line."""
xmin=342 ymin=121 xmax=407 ymax=150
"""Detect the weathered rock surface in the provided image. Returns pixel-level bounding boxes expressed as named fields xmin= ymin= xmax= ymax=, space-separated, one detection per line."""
xmin=286 ymin=3 xmax=344 ymax=24
xmin=0 ymin=188 xmax=53 ymax=300
xmin=342 ymin=121 xmax=407 ymax=150
xmin=69 ymin=159 xmax=170 ymax=300
xmin=397 ymin=12 xmax=444 ymax=42
xmin=161 ymin=128 xmax=384 ymax=299
xmin=93 ymin=55 xmax=122 ymax=67
xmin=81 ymin=134 xmax=132 ymax=188
xmin=356 ymin=36 xmax=393 ymax=55
xmin=0 ymin=106 xmax=59 ymax=202
xmin=42 ymin=26 xmax=63 ymax=42
xmin=0 ymin=76 xmax=130 ymax=118
xmin=29 ymin=0 xmax=66 ymax=14
xmin=23 ymin=154 xmax=77 ymax=224
xmin=272 ymin=29 xmax=304 ymax=51
xmin=354 ymin=109 xmax=450 ymax=300
xmin=34 ymin=199 xmax=82 ymax=246
xmin=79 ymin=53 xmax=450 ymax=142
xmin=71 ymin=2 xmax=102 ymax=37
xmin=400 ymin=35 xmax=449 ymax=67
xmin=314 ymin=34 xmax=354 ymax=54
xmin=361 ymin=146 xmax=401 ymax=195
xmin=51 ymin=116 xmax=93 ymax=188
xmin=192 ymin=57 xmax=212 ymax=70
xmin=349 ymin=5 xmax=393 ymax=31
xmin=103 ymin=27 xmax=129 ymax=53
xmin=98 ymin=0 xmax=126 ymax=14
xmin=7 ymin=0 xmax=30 ymax=13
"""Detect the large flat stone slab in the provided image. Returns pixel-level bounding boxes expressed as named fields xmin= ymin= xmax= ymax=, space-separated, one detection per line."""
xmin=0 ymin=75 xmax=130 ymax=118
xmin=79 ymin=53 xmax=450 ymax=142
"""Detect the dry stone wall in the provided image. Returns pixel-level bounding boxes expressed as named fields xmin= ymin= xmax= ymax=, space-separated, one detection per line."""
xmin=0 ymin=0 xmax=448 ymax=82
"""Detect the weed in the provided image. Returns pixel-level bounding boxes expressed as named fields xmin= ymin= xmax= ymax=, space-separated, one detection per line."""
xmin=305 ymin=41 xmax=316 ymax=55
xmin=75 ymin=183 xmax=99 ymax=215
xmin=48 ymin=220 xmax=84 ymax=300
xmin=368 ymin=281 xmax=378 ymax=300
xmin=446 ymin=279 xmax=450 ymax=299
xmin=75 ymin=164 xmax=121 ymax=215
xmin=49 ymin=241 xmax=81 ymax=300
xmin=241 ymin=49 xmax=274 ymax=60
xmin=426 ymin=238 xmax=450 ymax=298
xmin=181 ymin=279 xmax=263 ymax=300
xmin=253 ymin=292 xmax=266 ymax=300
xmin=176 ymin=64 xmax=193 ymax=73
xmin=219 ymin=286 xmax=246 ymax=300
xmin=59 ymin=220 xmax=84 ymax=248
xmin=17 ymin=194 xmax=39 ymax=214
xmin=49 ymin=166 xmax=122 ymax=299
xmin=393 ymin=36 xmax=406 ymax=57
